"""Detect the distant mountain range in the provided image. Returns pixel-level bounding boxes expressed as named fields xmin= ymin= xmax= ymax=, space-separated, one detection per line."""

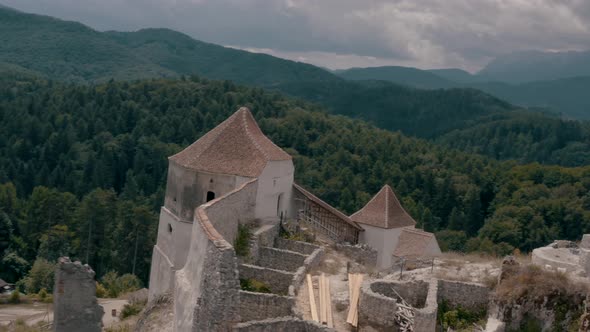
xmin=337 ymin=58 xmax=590 ymax=120
xmin=1 ymin=4 xmax=589 ymax=166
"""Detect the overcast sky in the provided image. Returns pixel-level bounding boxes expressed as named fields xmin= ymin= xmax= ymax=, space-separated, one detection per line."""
xmin=4 ymin=0 xmax=590 ymax=71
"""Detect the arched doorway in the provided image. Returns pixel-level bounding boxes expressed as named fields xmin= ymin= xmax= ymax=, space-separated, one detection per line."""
xmin=206 ymin=191 xmax=215 ymax=202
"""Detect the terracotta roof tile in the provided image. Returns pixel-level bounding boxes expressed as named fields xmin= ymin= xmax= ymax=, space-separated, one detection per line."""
xmin=169 ymin=107 xmax=291 ymax=177
xmin=393 ymin=228 xmax=439 ymax=258
xmin=350 ymin=185 xmax=416 ymax=229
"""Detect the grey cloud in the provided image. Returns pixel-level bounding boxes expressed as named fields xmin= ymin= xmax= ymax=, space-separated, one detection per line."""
xmin=3 ymin=0 xmax=590 ymax=70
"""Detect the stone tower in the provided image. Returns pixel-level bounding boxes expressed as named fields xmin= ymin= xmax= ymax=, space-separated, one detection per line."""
xmin=148 ymin=107 xmax=294 ymax=300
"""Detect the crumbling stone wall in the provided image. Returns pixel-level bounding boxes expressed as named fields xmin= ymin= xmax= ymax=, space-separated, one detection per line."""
xmin=289 ymin=247 xmax=325 ymax=296
xmin=233 ymin=317 xmax=335 ymax=331
xmin=238 ymin=291 xmax=294 ymax=322
xmin=256 ymin=247 xmax=306 ymax=272
xmin=53 ymin=257 xmax=104 ymax=332
xmin=437 ymin=280 xmax=490 ymax=312
xmin=249 ymin=224 xmax=279 ymax=264
xmin=359 ymin=279 xmax=437 ymax=331
xmin=275 ymin=238 xmax=320 ymax=255
xmin=335 ymin=243 xmax=378 ymax=267
xmin=580 ymin=234 xmax=590 ymax=277
xmin=239 ymin=264 xmax=294 ymax=294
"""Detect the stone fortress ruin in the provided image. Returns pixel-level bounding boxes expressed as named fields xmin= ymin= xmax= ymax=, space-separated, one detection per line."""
xmin=144 ymin=107 xmax=590 ymax=331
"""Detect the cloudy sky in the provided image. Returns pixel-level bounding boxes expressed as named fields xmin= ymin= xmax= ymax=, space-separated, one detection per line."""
xmin=4 ymin=0 xmax=590 ymax=71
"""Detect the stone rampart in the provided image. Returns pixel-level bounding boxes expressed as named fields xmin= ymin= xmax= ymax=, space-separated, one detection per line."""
xmin=205 ymin=179 xmax=257 ymax=244
xmin=437 ymin=279 xmax=490 ymax=312
xmin=53 ymin=257 xmax=103 ymax=332
xmin=233 ymin=317 xmax=335 ymax=331
xmin=238 ymin=291 xmax=294 ymax=322
xmin=275 ymin=238 xmax=320 ymax=255
xmin=335 ymin=243 xmax=378 ymax=267
xmin=174 ymin=180 xmax=257 ymax=331
xmin=239 ymin=264 xmax=294 ymax=295
xmin=257 ymin=247 xmax=307 ymax=272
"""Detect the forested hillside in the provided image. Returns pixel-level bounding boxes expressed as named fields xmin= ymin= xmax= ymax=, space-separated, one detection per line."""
xmin=1 ymin=75 xmax=589 ymax=287
xmin=0 ymin=6 xmax=338 ymax=85
xmin=277 ymin=80 xmax=590 ymax=166
xmin=2 ymin=5 xmax=589 ymax=166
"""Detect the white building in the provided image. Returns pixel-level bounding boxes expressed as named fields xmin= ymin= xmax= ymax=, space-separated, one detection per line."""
xmin=351 ymin=185 xmax=441 ymax=269
xmin=148 ymin=107 xmax=362 ymax=301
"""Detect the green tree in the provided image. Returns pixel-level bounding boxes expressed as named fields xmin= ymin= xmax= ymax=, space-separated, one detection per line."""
xmin=23 ymin=258 xmax=55 ymax=293
xmin=37 ymin=225 xmax=76 ymax=262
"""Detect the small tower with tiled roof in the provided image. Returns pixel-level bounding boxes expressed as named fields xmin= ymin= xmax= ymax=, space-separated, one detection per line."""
xmin=164 ymin=107 xmax=293 ymax=222
xmin=150 ymin=107 xmax=295 ymax=300
xmin=351 ymin=184 xmax=439 ymax=269
xmin=350 ymin=184 xmax=416 ymax=229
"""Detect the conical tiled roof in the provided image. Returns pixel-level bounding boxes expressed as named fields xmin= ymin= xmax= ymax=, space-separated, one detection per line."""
xmin=169 ymin=107 xmax=291 ymax=177
xmin=350 ymin=185 xmax=416 ymax=229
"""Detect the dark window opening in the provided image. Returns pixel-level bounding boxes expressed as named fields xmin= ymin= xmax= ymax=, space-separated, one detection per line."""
xmin=206 ymin=191 xmax=216 ymax=202
xmin=168 ymin=223 xmax=173 ymax=233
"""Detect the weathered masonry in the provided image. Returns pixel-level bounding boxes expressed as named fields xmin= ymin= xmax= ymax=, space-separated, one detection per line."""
xmin=148 ymin=107 xmax=362 ymax=330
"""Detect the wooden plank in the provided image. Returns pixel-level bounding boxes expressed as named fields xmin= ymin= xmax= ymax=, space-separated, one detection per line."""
xmin=347 ymin=273 xmax=363 ymax=327
xmin=306 ymin=274 xmax=318 ymax=322
xmin=319 ymin=273 xmax=326 ymax=323
xmin=346 ymin=275 xmax=358 ymax=324
xmin=326 ymin=277 xmax=333 ymax=328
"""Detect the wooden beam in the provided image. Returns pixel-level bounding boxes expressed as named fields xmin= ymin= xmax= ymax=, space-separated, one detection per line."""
xmin=326 ymin=277 xmax=334 ymax=328
xmin=347 ymin=273 xmax=363 ymax=327
xmin=319 ymin=273 xmax=326 ymax=323
xmin=306 ymin=274 xmax=318 ymax=322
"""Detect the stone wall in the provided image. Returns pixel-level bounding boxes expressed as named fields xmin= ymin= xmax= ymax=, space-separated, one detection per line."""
xmin=53 ymin=257 xmax=103 ymax=332
xmin=239 ymin=264 xmax=294 ymax=295
xmin=174 ymin=181 xmax=258 ymax=331
xmin=437 ymin=279 xmax=490 ymax=312
xmin=531 ymin=247 xmax=581 ymax=273
xmin=580 ymin=234 xmax=590 ymax=276
xmin=233 ymin=317 xmax=335 ymax=331
xmin=275 ymin=238 xmax=320 ymax=255
xmin=205 ymin=179 xmax=257 ymax=245
xmin=249 ymin=224 xmax=279 ymax=264
xmin=370 ymin=280 xmax=429 ymax=308
xmin=257 ymin=247 xmax=307 ymax=272
xmin=289 ymin=247 xmax=325 ymax=296
xmin=359 ymin=279 xmax=437 ymax=332
xmin=238 ymin=291 xmax=294 ymax=322
xmin=335 ymin=243 xmax=378 ymax=267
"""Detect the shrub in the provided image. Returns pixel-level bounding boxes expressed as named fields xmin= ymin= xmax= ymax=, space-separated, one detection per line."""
xmin=234 ymin=224 xmax=251 ymax=257
xmin=96 ymin=282 xmax=107 ymax=298
xmin=23 ymin=258 xmax=55 ymax=294
xmin=240 ymin=278 xmax=271 ymax=293
xmin=9 ymin=290 xmax=20 ymax=304
xmin=438 ymin=300 xmax=486 ymax=330
xmin=37 ymin=288 xmax=48 ymax=301
xmin=120 ymin=300 xmax=146 ymax=319
xmin=101 ymin=271 xmax=142 ymax=298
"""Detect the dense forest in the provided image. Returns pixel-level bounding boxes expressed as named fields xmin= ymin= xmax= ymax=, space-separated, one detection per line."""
xmin=0 ymin=74 xmax=589 ymax=289
xmin=277 ymin=80 xmax=590 ymax=166
xmin=2 ymin=5 xmax=590 ymax=167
